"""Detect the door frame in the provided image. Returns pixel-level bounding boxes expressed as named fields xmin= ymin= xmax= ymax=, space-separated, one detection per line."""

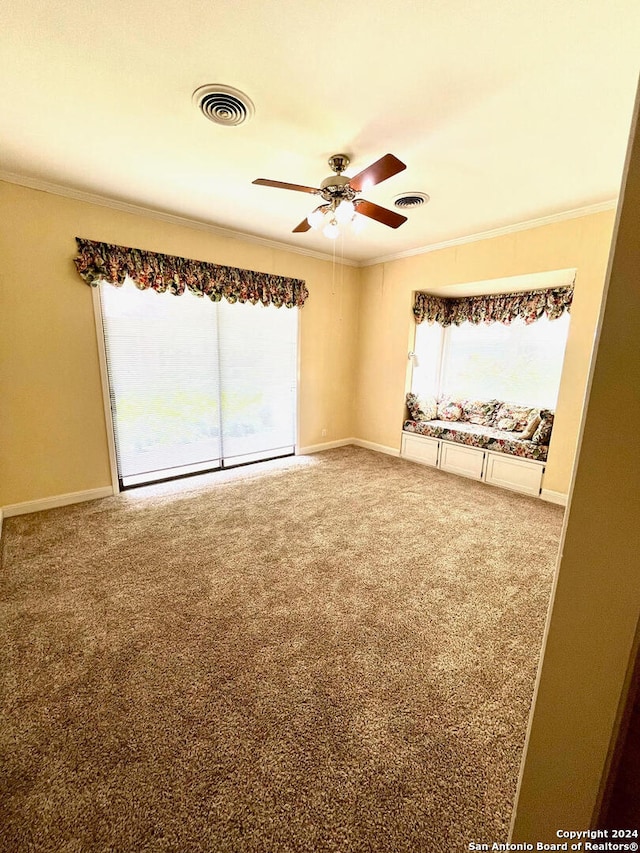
xmin=92 ymin=285 xmax=121 ymax=496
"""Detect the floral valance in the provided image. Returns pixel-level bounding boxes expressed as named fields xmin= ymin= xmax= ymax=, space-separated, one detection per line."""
xmin=413 ymin=285 xmax=574 ymax=326
xmin=74 ymin=238 xmax=309 ymax=308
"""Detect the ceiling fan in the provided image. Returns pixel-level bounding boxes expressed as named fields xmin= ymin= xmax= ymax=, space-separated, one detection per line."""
xmin=252 ymin=153 xmax=408 ymax=237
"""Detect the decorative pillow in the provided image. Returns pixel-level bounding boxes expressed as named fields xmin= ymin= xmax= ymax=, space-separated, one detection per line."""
xmin=437 ymin=401 xmax=463 ymax=421
xmin=405 ymin=393 xmax=420 ymax=420
xmin=418 ymin=395 xmax=438 ymax=420
xmin=531 ymin=410 xmax=555 ymax=445
xmin=493 ymin=403 xmax=535 ymax=432
xmin=520 ymin=412 xmax=542 ymax=440
xmin=405 ymin=392 xmax=438 ymax=421
xmin=462 ymin=399 xmax=500 ymax=426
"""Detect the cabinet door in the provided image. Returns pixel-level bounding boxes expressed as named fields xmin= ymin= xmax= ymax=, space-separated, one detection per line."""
xmin=439 ymin=442 xmax=484 ymax=480
xmin=484 ymin=453 xmax=544 ymax=496
xmin=401 ymin=433 xmax=439 ymax=467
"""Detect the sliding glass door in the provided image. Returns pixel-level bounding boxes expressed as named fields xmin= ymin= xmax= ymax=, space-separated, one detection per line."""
xmin=99 ymin=279 xmax=297 ymax=487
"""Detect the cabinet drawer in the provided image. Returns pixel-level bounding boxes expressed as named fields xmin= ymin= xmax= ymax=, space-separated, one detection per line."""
xmin=439 ymin=442 xmax=484 ymax=480
xmin=484 ymin=453 xmax=544 ymax=496
xmin=401 ymin=433 xmax=439 ymax=467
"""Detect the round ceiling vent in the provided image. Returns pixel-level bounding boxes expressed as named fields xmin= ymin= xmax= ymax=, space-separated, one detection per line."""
xmin=192 ymin=84 xmax=255 ymax=127
xmin=393 ymin=192 xmax=430 ymax=209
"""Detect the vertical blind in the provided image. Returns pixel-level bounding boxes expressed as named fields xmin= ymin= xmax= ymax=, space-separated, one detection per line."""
xmin=100 ymin=279 xmax=297 ymax=487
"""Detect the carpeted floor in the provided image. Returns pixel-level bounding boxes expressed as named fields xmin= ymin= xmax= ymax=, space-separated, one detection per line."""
xmin=0 ymin=446 xmax=564 ymax=852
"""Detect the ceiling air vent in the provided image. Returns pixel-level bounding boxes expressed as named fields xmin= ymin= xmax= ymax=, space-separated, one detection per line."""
xmin=192 ymin=84 xmax=255 ymax=127
xmin=393 ymin=192 xmax=430 ymax=209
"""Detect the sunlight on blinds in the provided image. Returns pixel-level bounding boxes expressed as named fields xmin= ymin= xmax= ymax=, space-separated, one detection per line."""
xmin=100 ymin=279 xmax=297 ymax=487
xmin=412 ymin=313 xmax=570 ymax=408
xmin=443 ymin=314 xmax=570 ymax=407
xmin=217 ymin=299 xmax=297 ymax=465
xmin=412 ymin=322 xmax=443 ymax=398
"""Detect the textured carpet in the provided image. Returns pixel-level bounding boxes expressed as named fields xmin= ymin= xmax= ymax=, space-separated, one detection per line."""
xmin=0 ymin=446 xmax=564 ymax=852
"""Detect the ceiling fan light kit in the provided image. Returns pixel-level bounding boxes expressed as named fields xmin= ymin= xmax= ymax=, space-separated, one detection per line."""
xmin=253 ymin=153 xmax=411 ymax=239
xmin=334 ymin=200 xmax=356 ymax=224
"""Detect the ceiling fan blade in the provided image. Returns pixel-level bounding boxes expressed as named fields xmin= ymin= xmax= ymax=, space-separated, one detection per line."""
xmin=253 ymin=178 xmax=320 ymax=194
xmin=348 ymin=154 xmax=406 ymax=192
xmin=355 ymin=199 xmax=407 ymax=229
xmin=292 ymin=217 xmax=312 ymax=233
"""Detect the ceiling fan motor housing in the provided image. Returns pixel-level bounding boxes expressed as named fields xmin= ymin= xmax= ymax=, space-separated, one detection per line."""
xmin=320 ymin=173 xmax=357 ymax=203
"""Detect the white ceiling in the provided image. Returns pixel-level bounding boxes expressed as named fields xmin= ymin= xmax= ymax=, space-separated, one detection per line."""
xmin=1 ymin=0 xmax=638 ymax=264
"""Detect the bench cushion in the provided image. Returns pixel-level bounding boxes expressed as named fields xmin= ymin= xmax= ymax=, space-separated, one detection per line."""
xmin=402 ymin=418 xmax=549 ymax=461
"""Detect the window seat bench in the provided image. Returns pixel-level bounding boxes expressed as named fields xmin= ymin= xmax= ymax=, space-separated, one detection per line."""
xmin=400 ymin=394 xmax=554 ymax=497
xmin=402 ymin=417 xmax=548 ymax=461
xmin=401 ymin=430 xmax=546 ymax=497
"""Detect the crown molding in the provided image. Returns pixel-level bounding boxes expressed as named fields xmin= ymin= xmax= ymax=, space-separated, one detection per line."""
xmin=0 ymin=170 xmax=359 ymax=267
xmin=361 ymin=199 xmax=619 ymax=267
xmin=0 ymin=170 xmax=617 ymax=270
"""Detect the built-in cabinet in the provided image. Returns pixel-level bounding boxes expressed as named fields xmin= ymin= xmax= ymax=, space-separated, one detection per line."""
xmin=400 ymin=431 xmax=545 ymax=497
xmin=439 ymin=442 xmax=485 ymax=480
xmin=401 ymin=433 xmax=439 ymax=467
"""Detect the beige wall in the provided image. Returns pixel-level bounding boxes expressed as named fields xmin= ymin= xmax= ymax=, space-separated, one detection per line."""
xmin=354 ymin=210 xmax=616 ymax=495
xmin=512 ymin=85 xmax=640 ymax=839
xmin=0 ymin=180 xmax=360 ymax=507
xmin=0 ymin=178 xmax=617 ymax=509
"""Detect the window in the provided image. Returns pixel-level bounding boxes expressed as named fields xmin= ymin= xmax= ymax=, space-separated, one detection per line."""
xmin=99 ymin=279 xmax=297 ymax=487
xmin=412 ymin=310 xmax=570 ymax=409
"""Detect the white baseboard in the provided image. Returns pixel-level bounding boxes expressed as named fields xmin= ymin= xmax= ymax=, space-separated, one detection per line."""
xmin=540 ymin=489 xmax=568 ymax=506
xmin=352 ymin=438 xmax=400 ymax=457
xmin=2 ymin=486 xmax=114 ymax=518
xmin=298 ymin=438 xmax=401 ymax=457
xmin=297 ymin=438 xmax=355 ymax=455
